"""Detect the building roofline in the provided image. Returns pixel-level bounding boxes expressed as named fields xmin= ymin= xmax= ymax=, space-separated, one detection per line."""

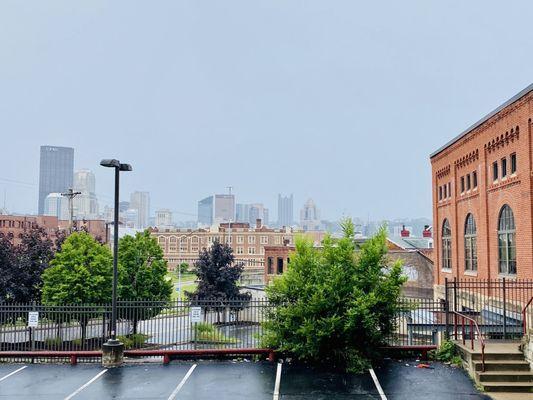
xmin=430 ymin=83 xmax=533 ymax=159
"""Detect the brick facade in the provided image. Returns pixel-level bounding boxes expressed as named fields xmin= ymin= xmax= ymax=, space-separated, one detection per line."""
xmin=431 ymin=84 xmax=533 ymax=285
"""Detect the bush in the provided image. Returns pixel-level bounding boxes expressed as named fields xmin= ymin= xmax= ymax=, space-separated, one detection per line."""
xmin=117 ymin=333 xmax=150 ymax=349
xmin=262 ymin=220 xmax=406 ymax=372
xmin=434 ymin=340 xmax=462 ymax=366
xmin=192 ymin=322 xmax=238 ymax=344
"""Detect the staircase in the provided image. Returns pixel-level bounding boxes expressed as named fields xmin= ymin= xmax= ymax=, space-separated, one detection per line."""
xmin=455 ymin=341 xmax=533 ymax=393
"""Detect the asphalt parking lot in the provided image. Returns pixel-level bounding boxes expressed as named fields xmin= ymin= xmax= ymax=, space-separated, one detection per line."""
xmin=0 ymin=359 xmax=492 ymax=400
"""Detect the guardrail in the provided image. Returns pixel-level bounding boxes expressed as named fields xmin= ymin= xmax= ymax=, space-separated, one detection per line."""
xmin=452 ymin=311 xmax=485 ymax=372
xmin=523 ymin=296 xmax=533 ymax=335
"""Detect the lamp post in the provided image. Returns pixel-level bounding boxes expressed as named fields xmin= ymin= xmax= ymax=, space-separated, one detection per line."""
xmin=100 ymin=159 xmax=132 ymax=367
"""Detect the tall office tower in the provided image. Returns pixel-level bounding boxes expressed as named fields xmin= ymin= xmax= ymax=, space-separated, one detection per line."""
xmin=277 ymin=194 xmax=293 ymax=227
xmin=155 ymin=209 xmax=173 ymax=228
xmin=249 ymin=203 xmax=269 ymax=226
xmin=44 ymin=193 xmax=69 ymax=220
xmin=38 ymin=146 xmax=74 ymax=215
xmin=130 ymin=191 xmax=150 ymax=229
xmin=236 ymin=203 xmax=250 ymax=223
xmin=197 ymin=194 xmax=235 ymax=227
xmin=72 ymin=169 xmax=99 ymax=219
xmin=300 ymin=198 xmax=322 ymax=231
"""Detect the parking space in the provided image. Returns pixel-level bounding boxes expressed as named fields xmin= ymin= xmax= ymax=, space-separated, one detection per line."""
xmin=0 ymin=359 xmax=489 ymax=399
xmin=374 ymin=360 xmax=492 ymax=400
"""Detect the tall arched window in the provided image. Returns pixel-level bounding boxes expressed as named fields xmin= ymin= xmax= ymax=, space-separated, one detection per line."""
xmin=442 ymin=219 xmax=452 ymax=270
xmin=498 ymin=205 xmax=516 ymax=275
xmin=464 ymin=214 xmax=477 ymax=272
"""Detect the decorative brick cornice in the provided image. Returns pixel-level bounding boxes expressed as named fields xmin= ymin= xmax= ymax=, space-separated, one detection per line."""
xmin=457 ymin=191 xmax=479 ymax=204
xmin=484 ymin=126 xmax=520 ymax=153
xmin=431 ymin=92 xmax=532 ymax=162
xmin=454 ymin=149 xmax=479 ymax=169
xmin=436 ymin=165 xmax=451 ymax=179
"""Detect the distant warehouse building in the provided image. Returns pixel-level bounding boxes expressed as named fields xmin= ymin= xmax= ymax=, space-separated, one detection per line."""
xmin=430 ymin=83 xmax=533 ymax=296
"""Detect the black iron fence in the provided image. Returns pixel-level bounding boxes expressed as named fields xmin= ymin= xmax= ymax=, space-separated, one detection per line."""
xmin=0 ymin=299 xmax=270 ymax=361
xmin=2 ymin=279 xmax=532 ymax=363
xmin=445 ymin=278 xmax=533 ymax=340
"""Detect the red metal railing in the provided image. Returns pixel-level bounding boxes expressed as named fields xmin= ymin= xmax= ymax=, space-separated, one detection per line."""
xmin=523 ymin=296 xmax=533 ymax=335
xmin=452 ymin=311 xmax=485 ymax=372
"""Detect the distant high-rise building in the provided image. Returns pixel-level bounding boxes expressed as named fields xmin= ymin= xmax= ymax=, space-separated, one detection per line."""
xmin=277 ymin=194 xmax=293 ymax=227
xmin=237 ymin=203 xmax=269 ymax=226
xmin=197 ymin=194 xmax=235 ymax=227
xmin=44 ymin=193 xmax=69 ymax=220
xmin=118 ymin=201 xmax=130 ymax=213
xmin=72 ymin=169 xmax=98 ymax=219
xmin=130 ymin=191 xmax=150 ymax=229
xmin=300 ymin=198 xmax=322 ymax=231
xmin=236 ymin=203 xmax=250 ymax=223
xmin=155 ymin=209 xmax=173 ymax=228
xmin=124 ymin=208 xmax=139 ymax=228
xmin=38 ymin=146 xmax=74 ymax=215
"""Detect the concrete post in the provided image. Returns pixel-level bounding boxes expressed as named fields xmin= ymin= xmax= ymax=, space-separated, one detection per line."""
xmin=102 ymin=340 xmax=124 ymax=368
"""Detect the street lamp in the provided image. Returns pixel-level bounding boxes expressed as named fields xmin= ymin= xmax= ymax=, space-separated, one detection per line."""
xmin=100 ymin=159 xmax=132 ymax=367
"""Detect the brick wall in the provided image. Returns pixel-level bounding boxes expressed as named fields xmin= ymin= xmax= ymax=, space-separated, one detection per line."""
xmin=431 ymin=88 xmax=533 ymax=285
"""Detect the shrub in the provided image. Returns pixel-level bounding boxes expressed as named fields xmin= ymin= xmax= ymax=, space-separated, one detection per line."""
xmin=262 ymin=220 xmax=406 ymax=372
xmin=435 ymin=340 xmax=462 ymax=366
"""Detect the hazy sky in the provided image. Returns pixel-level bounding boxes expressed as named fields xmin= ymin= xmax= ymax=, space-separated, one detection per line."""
xmin=1 ymin=1 xmax=532 ymax=221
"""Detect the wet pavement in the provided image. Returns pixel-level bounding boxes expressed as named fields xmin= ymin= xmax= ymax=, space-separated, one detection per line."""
xmin=0 ymin=359 xmax=490 ymax=399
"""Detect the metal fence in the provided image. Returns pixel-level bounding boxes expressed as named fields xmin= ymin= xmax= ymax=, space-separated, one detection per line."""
xmin=0 ymin=299 xmax=270 ymax=362
xmin=445 ymin=278 xmax=533 ymax=340
xmin=385 ymin=298 xmax=445 ymax=347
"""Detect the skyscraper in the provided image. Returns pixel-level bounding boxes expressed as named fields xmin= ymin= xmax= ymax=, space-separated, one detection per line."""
xmin=130 ymin=191 xmax=150 ymax=229
xmin=38 ymin=146 xmax=74 ymax=215
xmin=300 ymin=198 xmax=322 ymax=231
xmin=237 ymin=203 xmax=269 ymax=226
xmin=43 ymin=192 xmax=69 ymax=220
xmin=197 ymin=194 xmax=235 ymax=227
xmin=277 ymin=194 xmax=293 ymax=227
xmin=72 ymin=169 xmax=99 ymax=219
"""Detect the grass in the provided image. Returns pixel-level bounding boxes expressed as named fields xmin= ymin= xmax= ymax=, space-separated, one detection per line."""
xmin=193 ymin=322 xmax=239 ymax=344
xmin=166 ymin=272 xmax=198 ymax=300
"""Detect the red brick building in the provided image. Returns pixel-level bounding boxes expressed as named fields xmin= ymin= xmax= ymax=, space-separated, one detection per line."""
xmin=431 ymin=84 xmax=533 ymax=290
xmin=0 ymin=214 xmax=107 ymax=245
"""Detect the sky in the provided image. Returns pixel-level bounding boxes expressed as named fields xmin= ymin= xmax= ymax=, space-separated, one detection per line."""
xmin=1 ymin=1 xmax=532 ymax=222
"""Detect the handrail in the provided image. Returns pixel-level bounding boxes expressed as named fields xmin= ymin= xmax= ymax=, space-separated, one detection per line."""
xmin=522 ymin=296 xmax=533 ymax=335
xmin=451 ymin=311 xmax=485 ymax=372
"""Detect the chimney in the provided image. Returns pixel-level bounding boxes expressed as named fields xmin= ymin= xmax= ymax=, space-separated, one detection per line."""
xmin=400 ymin=225 xmax=410 ymax=238
xmin=256 ymin=218 xmax=262 ymax=229
xmin=422 ymin=225 xmax=432 ymax=238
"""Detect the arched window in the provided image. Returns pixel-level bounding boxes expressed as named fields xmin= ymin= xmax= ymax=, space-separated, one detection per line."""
xmin=464 ymin=214 xmax=477 ymax=272
xmin=498 ymin=205 xmax=516 ymax=275
xmin=442 ymin=219 xmax=452 ymax=270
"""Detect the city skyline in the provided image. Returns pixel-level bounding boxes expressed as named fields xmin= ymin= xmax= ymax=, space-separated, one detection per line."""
xmin=2 ymin=2 xmax=533 ymax=221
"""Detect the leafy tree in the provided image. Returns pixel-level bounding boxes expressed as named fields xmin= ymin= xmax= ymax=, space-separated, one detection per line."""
xmin=0 ymin=227 xmax=55 ymax=303
xmin=177 ymin=262 xmax=189 ymax=275
xmin=41 ymin=232 xmax=113 ymax=343
xmin=117 ymin=230 xmax=172 ymax=334
xmin=262 ymin=220 xmax=406 ymax=372
xmin=188 ymin=240 xmax=251 ymax=320
xmin=0 ymin=233 xmax=16 ymax=302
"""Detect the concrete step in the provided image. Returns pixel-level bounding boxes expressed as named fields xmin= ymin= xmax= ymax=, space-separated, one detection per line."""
xmin=472 ymin=352 xmax=525 ymax=361
xmin=477 ymin=371 xmax=533 ymax=383
xmin=482 ymin=382 xmax=533 ymax=393
xmin=474 ymin=360 xmax=531 ymax=372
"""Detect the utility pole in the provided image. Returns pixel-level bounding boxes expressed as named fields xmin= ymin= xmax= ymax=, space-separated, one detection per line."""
xmin=61 ymin=188 xmax=81 ymax=233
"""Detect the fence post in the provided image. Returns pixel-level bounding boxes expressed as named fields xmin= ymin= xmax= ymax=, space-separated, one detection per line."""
xmin=502 ymin=277 xmax=507 ymax=340
xmin=444 ymin=278 xmax=449 ymax=339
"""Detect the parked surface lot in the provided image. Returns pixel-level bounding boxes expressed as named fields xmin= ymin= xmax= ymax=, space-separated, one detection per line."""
xmin=0 ymin=359 xmax=493 ymax=399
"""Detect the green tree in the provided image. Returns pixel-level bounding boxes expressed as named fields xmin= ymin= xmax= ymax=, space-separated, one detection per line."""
xmin=41 ymin=232 xmax=113 ymax=343
xmin=263 ymin=220 xmax=406 ymax=372
xmin=118 ymin=230 xmax=172 ymax=334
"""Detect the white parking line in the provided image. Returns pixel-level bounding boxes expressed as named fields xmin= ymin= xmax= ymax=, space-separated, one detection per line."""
xmin=0 ymin=366 xmax=27 ymax=383
xmin=273 ymin=361 xmax=282 ymax=400
xmin=167 ymin=364 xmax=197 ymax=400
xmin=64 ymin=369 xmax=108 ymax=400
xmin=369 ymin=368 xmax=387 ymax=400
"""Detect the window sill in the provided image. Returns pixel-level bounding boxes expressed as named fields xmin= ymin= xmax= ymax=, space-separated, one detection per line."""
xmin=464 ymin=270 xmax=478 ymax=277
xmin=498 ymin=273 xmax=517 ymax=279
xmin=441 ymin=268 xmax=453 ymax=274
